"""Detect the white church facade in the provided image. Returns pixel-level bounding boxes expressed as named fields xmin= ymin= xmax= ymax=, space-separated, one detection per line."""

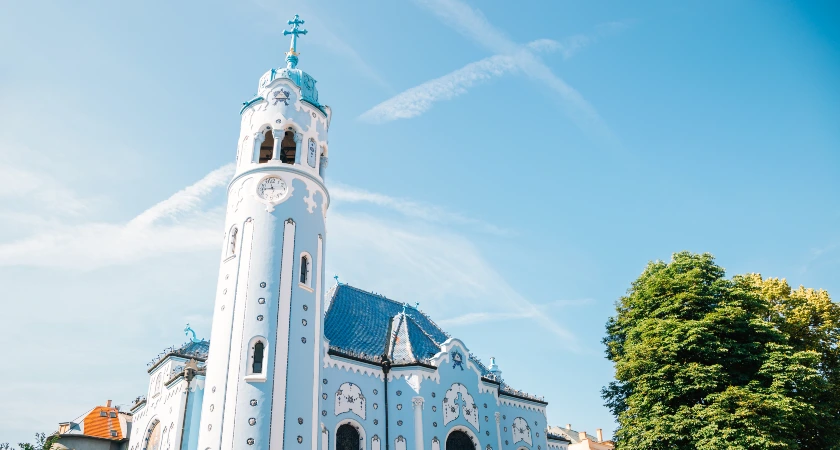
xmin=52 ymin=14 xmax=599 ymax=450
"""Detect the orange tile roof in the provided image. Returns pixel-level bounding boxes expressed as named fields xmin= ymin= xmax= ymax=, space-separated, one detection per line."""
xmin=82 ymin=406 xmax=123 ymax=440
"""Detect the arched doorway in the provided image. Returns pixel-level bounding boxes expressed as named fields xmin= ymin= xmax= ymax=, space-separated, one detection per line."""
xmin=336 ymin=423 xmax=361 ymax=450
xmin=446 ymin=430 xmax=474 ymax=450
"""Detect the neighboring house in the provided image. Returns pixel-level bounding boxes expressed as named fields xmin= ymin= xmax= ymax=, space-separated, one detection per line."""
xmin=546 ymin=426 xmax=614 ymax=450
xmin=53 ymin=401 xmax=131 ymax=450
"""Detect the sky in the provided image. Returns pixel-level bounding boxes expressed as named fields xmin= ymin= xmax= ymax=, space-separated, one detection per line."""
xmin=1 ymin=0 xmax=838 ymax=443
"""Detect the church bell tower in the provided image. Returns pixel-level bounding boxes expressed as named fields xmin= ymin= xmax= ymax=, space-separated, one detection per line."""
xmin=198 ymin=15 xmax=331 ymax=450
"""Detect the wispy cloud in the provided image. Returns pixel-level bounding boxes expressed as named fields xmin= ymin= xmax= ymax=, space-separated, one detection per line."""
xmin=362 ymin=0 xmax=622 ymax=141
xmin=0 ymin=165 xmax=234 ymax=269
xmin=331 ymin=183 xmax=511 ymax=235
xmin=327 ymin=211 xmax=581 ymax=350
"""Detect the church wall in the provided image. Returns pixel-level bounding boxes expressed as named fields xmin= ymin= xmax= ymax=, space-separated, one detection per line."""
xmin=319 ymin=356 xmax=386 ymax=450
xmin=129 ymin=359 xmax=192 ymax=450
xmin=316 ymin=340 xmax=550 ymax=450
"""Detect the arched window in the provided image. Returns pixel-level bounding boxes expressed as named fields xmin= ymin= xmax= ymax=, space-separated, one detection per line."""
xmin=228 ymin=226 xmax=238 ymax=257
xmin=300 ymin=253 xmax=311 ymax=285
xmin=446 ymin=431 xmax=474 ymax=450
xmin=336 ymin=423 xmax=360 ymax=450
xmin=280 ymin=130 xmax=296 ymax=164
xmin=259 ymin=130 xmax=274 ymax=163
xmin=252 ymin=341 xmax=265 ymax=374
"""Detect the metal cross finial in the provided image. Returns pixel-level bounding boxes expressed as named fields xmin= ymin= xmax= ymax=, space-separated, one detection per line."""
xmin=283 ymin=14 xmax=308 ymax=68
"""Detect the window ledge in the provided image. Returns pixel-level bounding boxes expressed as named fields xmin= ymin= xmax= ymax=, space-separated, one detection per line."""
xmin=298 ymin=283 xmax=314 ymax=293
xmin=244 ymin=374 xmax=267 ymax=383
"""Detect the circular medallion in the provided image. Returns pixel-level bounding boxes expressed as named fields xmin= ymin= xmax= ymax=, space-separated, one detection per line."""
xmin=250 ymin=399 xmax=258 ymax=406
xmin=247 ymin=438 xmax=254 ymax=445
xmin=249 ymin=418 xmax=256 ymax=426
xmin=258 ymin=298 xmax=265 ymax=304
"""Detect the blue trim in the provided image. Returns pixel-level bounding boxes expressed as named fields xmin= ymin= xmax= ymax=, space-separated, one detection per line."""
xmin=240 ymin=96 xmax=265 ymax=114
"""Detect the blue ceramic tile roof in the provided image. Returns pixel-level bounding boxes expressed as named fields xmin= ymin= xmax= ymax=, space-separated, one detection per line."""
xmin=324 ymin=284 xmax=450 ymax=362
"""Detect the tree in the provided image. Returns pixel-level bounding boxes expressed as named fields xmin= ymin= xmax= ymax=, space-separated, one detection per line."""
xmin=1 ymin=433 xmax=60 ymax=450
xmin=602 ymin=252 xmax=830 ymax=449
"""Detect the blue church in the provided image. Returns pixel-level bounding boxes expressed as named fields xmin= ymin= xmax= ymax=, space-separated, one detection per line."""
xmin=55 ymin=14 xmax=572 ymax=450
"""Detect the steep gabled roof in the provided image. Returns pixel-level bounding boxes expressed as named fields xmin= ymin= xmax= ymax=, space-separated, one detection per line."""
xmin=324 ymin=284 xmax=449 ymax=362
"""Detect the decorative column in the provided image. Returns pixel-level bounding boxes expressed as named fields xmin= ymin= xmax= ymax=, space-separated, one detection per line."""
xmin=412 ymin=396 xmax=425 ymax=450
xmin=271 ymin=128 xmax=283 ymax=160
xmin=495 ymin=412 xmax=502 ymax=450
xmin=293 ymin=132 xmax=303 ymax=164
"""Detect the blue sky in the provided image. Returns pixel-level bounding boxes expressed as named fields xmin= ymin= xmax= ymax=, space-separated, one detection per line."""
xmin=1 ymin=0 xmax=838 ymax=443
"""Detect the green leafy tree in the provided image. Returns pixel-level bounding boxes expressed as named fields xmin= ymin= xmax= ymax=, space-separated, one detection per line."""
xmin=1 ymin=433 xmax=59 ymax=450
xmin=603 ymin=252 xmax=830 ymax=449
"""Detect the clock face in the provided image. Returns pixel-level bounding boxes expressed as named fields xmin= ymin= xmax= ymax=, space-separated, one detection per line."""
xmin=257 ymin=176 xmax=288 ymax=202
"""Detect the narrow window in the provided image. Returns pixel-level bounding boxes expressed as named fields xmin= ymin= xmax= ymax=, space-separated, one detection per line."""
xmin=228 ymin=227 xmax=238 ymax=256
xmin=110 ymin=411 xmax=117 ymax=418
xmin=259 ymin=130 xmax=274 ymax=163
xmin=300 ymin=254 xmax=310 ymax=285
xmin=280 ymin=131 xmax=296 ymax=164
xmin=252 ymin=341 xmax=265 ymax=374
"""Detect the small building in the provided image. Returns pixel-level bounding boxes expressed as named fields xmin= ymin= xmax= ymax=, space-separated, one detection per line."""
xmin=53 ymin=400 xmax=131 ymax=450
xmin=546 ymin=426 xmax=613 ymax=450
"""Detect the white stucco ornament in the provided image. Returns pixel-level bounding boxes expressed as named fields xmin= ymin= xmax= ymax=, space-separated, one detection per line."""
xmin=443 ymin=383 xmax=479 ymax=430
xmin=334 ymin=382 xmax=366 ymax=419
xmin=512 ymin=417 xmax=533 ymax=446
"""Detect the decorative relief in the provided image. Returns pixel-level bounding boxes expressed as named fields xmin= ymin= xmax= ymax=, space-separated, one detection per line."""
xmin=432 ymin=437 xmax=441 ymax=450
xmin=272 ymin=89 xmax=291 ymax=106
xmin=443 ymin=383 xmax=479 ymax=430
xmin=395 ymin=436 xmax=406 ymax=450
xmin=372 ymin=436 xmax=381 ymax=450
xmin=512 ymin=417 xmax=532 ymax=446
xmin=307 ymin=138 xmax=317 ymax=168
xmin=451 ymin=350 xmax=465 ymax=370
xmin=334 ymin=382 xmax=366 ymax=419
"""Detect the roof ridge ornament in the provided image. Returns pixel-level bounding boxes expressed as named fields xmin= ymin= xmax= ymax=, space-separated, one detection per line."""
xmin=283 ymin=14 xmax=308 ymax=69
xmin=184 ymin=323 xmax=199 ymax=343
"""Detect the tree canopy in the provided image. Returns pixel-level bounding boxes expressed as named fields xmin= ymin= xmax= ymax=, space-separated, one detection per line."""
xmin=603 ymin=251 xmax=840 ymax=449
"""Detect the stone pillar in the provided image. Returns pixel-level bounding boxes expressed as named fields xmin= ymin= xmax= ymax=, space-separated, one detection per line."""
xmin=271 ymin=129 xmax=283 ymax=160
xmin=495 ymin=412 xmax=502 ymax=450
xmin=293 ymin=131 xmax=303 ymax=164
xmin=412 ymin=396 xmax=425 ymax=450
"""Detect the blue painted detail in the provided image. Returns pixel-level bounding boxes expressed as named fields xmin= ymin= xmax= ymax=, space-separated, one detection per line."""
xmin=184 ymin=323 xmax=199 ymax=343
xmin=240 ymin=96 xmax=264 ymax=114
xmin=451 ymin=350 xmax=465 ymax=370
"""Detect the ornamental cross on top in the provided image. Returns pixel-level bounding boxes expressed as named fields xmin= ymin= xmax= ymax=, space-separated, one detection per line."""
xmin=284 ymin=14 xmax=308 ymax=68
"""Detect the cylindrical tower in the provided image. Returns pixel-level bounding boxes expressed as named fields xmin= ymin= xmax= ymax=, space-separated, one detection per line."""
xmin=198 ymin=15 xmax=331 ymax=450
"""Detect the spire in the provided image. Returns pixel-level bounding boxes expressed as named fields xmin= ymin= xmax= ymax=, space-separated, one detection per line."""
xmin=283 ymin=14 xmax=308 ymax=69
